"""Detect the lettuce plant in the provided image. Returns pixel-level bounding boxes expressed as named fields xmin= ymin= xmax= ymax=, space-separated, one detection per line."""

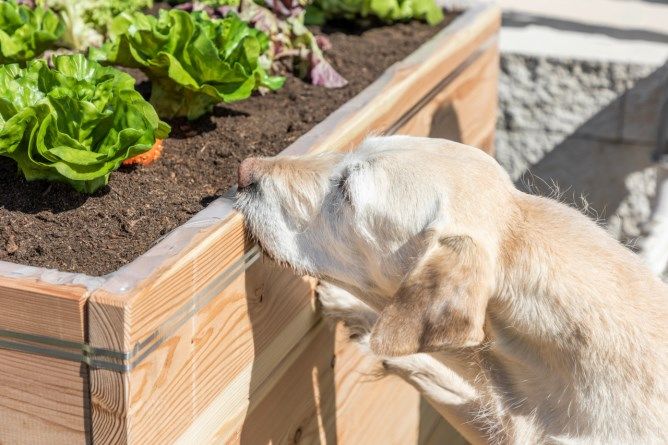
xmin=92 ymin=9 xmax=285 ymax=120
xmin=306 ymin=0 xmax=444 ymax=25
xmin=0 ymin=0 xmax=64 ymax=63
xmin=0 ymin=55 xmax=170 ymax=193
xmin=176 ymin=0 xmax=346 ymax=88
xmin=36 ymin=0 xmax=153 ymax=51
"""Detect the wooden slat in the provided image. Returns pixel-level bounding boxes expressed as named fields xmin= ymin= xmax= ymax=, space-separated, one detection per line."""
xmin=0 ymin=277 xmax=89 ymax=445
xmin=88 ymin=281 xmax=134 ymax=445
xmin=90 ymin=253 xmax=318 ymax=444
xmin=130 ymin=213 xmax=248 ymax=345
xmin=131 ymin=260 xmax=315 ymax=444
xmin=397 ymin=44 xmax=499 ymax=155
xmin=185 ymin=323 xmax=466 ymax=444
xmin=0 ymin=349 xmax=89 ymax=445
xmin=0 ymin=277 xmax=87 ymax=341
xmin=332 ymin=326 xmax=465 ymax=444
xmin=88 ymin=214 xmax=244 ymax=443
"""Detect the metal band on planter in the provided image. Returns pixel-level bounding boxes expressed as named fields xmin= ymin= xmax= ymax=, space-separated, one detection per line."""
xmin=0 ymin=246 xmax=261 ymax=372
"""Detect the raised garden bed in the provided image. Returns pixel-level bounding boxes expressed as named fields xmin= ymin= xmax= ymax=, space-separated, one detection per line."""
xmin=0 ymin=20 xmax=451 ymax=276
xmin=0 ymin=4 xmax=500 ymax=444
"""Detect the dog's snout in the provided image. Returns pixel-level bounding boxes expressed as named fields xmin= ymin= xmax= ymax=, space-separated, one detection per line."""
xmin=238 ymin=157 xmax=260 ymax=189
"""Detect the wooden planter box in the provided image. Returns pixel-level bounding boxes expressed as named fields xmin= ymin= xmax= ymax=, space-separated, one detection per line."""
xmin=0 ymin=5 xmax=500 ymax=444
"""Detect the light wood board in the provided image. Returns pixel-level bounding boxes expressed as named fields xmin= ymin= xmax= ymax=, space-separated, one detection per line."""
xmin=0 ymin=277 xmax=89 ymax=445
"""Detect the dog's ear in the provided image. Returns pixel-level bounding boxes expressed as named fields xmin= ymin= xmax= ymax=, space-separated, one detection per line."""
xmin=370 ymin=235 xmax=492 ymax=356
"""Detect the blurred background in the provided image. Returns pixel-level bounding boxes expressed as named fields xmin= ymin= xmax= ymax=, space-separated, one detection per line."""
xmin=487 ymin=0 xmax=668 ymax=279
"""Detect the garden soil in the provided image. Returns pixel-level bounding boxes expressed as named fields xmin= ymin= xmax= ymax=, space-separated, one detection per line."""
xmin=0 ymin=19 xmax=452 ymax=275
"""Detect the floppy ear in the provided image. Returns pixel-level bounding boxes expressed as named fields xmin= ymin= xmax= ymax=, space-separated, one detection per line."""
xmin=370 ymin=235 xmax=493 ymax=356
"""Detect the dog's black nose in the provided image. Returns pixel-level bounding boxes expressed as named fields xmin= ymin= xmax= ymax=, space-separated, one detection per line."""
xmin=238 ymin=157 xmax=259 ymax=189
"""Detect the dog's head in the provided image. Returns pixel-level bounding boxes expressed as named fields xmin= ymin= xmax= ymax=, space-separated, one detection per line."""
xmin=234 ymin=136 xmax=516 ymax=355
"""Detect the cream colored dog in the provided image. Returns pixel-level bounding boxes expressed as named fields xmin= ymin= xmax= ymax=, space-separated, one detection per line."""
xmin=234 ymin=136 xmax=668 ymax=444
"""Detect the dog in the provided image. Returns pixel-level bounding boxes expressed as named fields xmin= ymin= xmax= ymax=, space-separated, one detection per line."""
xmin=234 ymin=136 xmax=668 ymax=444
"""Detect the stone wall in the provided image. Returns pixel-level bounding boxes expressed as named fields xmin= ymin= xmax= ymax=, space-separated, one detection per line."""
xmin=495 ymin=54 xmax=668 ymax=260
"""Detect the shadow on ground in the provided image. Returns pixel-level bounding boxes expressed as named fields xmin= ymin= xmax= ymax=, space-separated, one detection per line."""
xmin=515 ymin=61 xmax=668 ymax=246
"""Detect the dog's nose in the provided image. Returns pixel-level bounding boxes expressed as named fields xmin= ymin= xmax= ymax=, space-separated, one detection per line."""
xmin=238 ymin=157 xmax=259 ymax=189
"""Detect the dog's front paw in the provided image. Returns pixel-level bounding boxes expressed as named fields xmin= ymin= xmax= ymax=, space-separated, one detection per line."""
xmin=316 ymin=282 xmax=378 ymax=341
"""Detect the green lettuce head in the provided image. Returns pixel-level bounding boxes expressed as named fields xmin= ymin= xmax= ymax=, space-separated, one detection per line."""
xmin=0 ymin=0 xmax=64 ymax=64
xmin=92 ymin=9 xmax=285 ymax=120
xmin=0 ymin=55 xmax=170 ymax=194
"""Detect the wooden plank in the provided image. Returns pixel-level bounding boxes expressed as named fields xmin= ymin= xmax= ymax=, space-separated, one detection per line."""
xmin=188 ymin=323 xmax=467 ymax=444
xmin=0 ymin=277 xmax=89 ymax=445
xmin=202 ymin=322 xmax=335 ymax=444
xmin=0 ymin=349 xmax=89 ymax=445
xmin=0 ymin=277 xmax=87 ymax=341
xmin=89 ymin=253 xmax=318 ymax=444
xmin=88 ymin=294 xmax=130 ymax=445
xmin=129 ymin=260 xmax=316 ymax=444
xmin=87 ymin=214 xmax=244 ymax=443
xmin=397 ymin=44 xmax=499 ymax=155
xmin=331 ymin=326 xmax=466 ymax=445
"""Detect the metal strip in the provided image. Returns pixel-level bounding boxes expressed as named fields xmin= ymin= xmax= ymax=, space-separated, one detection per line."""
xmin=0 ymin=34 xmax=496 ymax=371
xmin=0 ymin=339 xmax=83 ymax=363
xmin=386 ymin=34 xmax=498 ymax=135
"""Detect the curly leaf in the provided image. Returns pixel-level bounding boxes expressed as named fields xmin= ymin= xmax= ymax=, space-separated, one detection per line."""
xmin=0 ymin=55 xmax=170 ymax=194
xmin=93 ymin=9 xmax=285 ymax=120
xmin=0 ymin=0 xmax=64 ymax=63
xmin=37 ymin=0 xmax=153 ymax=50
xmin=183 ymin=0 xmax=347 ymax=88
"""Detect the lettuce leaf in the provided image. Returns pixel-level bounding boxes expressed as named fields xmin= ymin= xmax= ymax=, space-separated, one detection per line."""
xmin=0 ymin=55 xmax=170 ymax=194
xmin=92 ymin=9 xmax=285 ymax=120
xmin=0 ymin=0 xmax=64 ymax=63
xmin=306 ymin=0 xmax=443 ymax=25
xmin=175 ymin=0 xmax=346 ymax=87
xmin=36 ymin=0 xmax=153 ymax=51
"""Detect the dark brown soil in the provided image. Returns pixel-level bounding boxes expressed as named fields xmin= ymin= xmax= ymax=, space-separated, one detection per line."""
xmin=0 ymin=19 xmax=451 ymax=276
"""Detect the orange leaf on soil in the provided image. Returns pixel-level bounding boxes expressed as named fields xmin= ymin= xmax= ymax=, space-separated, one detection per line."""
xmin=122 ymin=139 xmax=164 ymax=166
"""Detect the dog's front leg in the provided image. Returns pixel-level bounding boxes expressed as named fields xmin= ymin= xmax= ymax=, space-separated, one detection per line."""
xmin=316 ymin=282 xmax=503 ymax=445
xmin=382 ymin=353 xmax=505 ymax=445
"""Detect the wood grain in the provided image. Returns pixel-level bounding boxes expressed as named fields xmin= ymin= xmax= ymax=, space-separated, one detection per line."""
xmin=0 ymin=277 xmax=87 ymax=341
xmin=397 ymin=45 xmax=499 ymax=154
xmin=89 ymin=248 xmax=318 ymax=444
xmin=180 ymin=322 xmax=466 ymax=444
xmin=0 ymin=349 xmax=89 ymax=445
xmin=0 ymin=277 xmax=89 ymax=445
